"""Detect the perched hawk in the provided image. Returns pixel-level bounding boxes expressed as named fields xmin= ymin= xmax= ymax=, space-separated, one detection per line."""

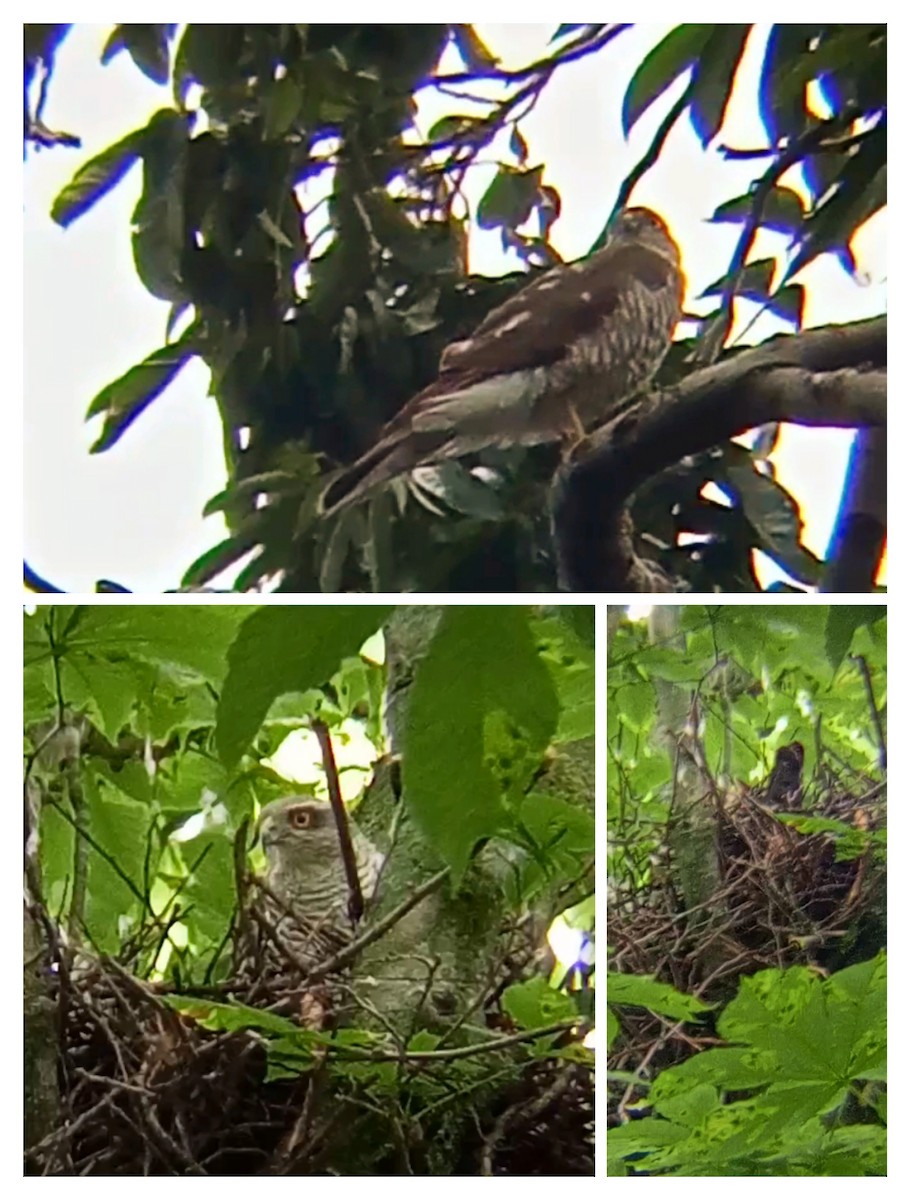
xmin=236 ymin=796 xmax=381 ymax=1019
xmin=321 ymin=206 xmax=684 ymax=514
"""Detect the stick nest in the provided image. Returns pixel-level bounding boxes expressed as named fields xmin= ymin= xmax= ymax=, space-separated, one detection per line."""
xmin=26 ymin=924 xmax=593 ymax=1176
xmin=608 ymin=757 xmax=885 ymax=1112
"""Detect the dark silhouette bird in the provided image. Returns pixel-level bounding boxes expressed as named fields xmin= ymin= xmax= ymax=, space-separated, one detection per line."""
xmin=765 ymin=742 xmax=805 ymax=810
xmin=320 ymin=206 xmax=684 ymax=514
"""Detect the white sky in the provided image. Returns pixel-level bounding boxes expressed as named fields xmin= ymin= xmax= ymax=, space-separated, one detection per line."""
xmin=23 ymin=23 xmax=886 ymax=592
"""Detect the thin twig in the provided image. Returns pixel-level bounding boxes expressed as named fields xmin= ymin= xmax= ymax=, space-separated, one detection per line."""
xmin=611 ymin=91 xmax=690 ymax=228
xmin=481 ymin=1064 xmax=575 ymax=1175
xmin=328 ymin=1018 xmax=578 ymax=1065
xmin=45 ymin=796 xmax=150 ymax=913
xmin=311 ymin=719 xmax=365 ymax=923
xmin=851 ymin=653 xmax=887 ymax=771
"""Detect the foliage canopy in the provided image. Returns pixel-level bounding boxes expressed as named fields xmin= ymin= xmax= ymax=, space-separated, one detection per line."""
xmin=607 ymin=605 xmax=886 ymax=1176
xmin=25 ymin=23 xmax=886 ymax=591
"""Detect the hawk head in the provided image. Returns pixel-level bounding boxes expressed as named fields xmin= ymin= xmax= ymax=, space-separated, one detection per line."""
xmin=606 ymin=207 xmax=679 ymax=260
xmin=257 ymin=796 xmax=341 ymax=868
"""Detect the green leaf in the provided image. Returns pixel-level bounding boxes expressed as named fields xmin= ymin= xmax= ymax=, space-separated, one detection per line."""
xmin=607 ymin=1007 xmax=621 ymax=1050
xmin=69 ymin=605 xmax=246 ymax=684
xmin=723 ymin=459 xmax=823 ymax=585
xmin=403 ymin=608 xmax=559 ymax=879
xmin=451 ymin=24 xmax=499 ymax=73
xmin=550 ymin=25 xmax=593 ymax=44
xmin=757 ymin=24 xmax=817 ymax=149
xmin=712 ymin=185 xmax=805 ymax=235
xmin=825 ymin=605 xmax=883 ymax=670
xmin=60 ymin=652 xmax=138 ymax=739
xmin=502 ymin=977 xmax=577 ymax=1030
xmin=514 ymin=793 xmax=594 ymax=898
xmin=180 ymin=831 xmax=235 ymax=949
xmin=622 ymin=25 xmax=714 ymax=135
xmin=39 ymin=801 xmax=76 ymax=919
xmin=412 ymin=462 xmax=504 ymax=520
xmin=265 ymin=75 xmax=302 ymax=139
xmin=688 ymin=25 xmax=750 ymax=146
xmin=698 ymin=257 xmax=776 ymax=302
xmin=83 ymin=782 xmax=151 ymax=953
xmin=767 ymin=283 xmax=805 ymax=327
xmin=617 ymin=679 xmax=655 ymax=731
xmin=91 ymin=759 xmax=155 ymax=806
xmin=162 ymin=994 xmax=303 ymax=1036
xmin=425 ymin=113 xmax=482 ymax=142
xmin=216 ymin=607 xmax=392 ymax=769
xmin=318 ymin=508 xmax=360 ymax=594
xmin=180 ymin=533 xmax=260 ymax=589
xmin=656 ymin=1082 xmax=721 ymax=1127
xmin=510 ymin=125 xmax=529 ymax=164
xmin=131 ymin=108 xmax=189 ymax=302
xmin=51 ymin=126 xmax=144 ymax=227
xmin=177 ymin=24 xmax=246 ymax=89
xmin=784 ymin=125 xmax=886 ymax=283
xmin=477 ymin=164 xmax=544 ymax=232
xmin=102 ymin=24 xmax=174 ymax=85
xmin=530 ymin=611 xmax=594 ymax=742
xmin=607 ymin=973 xmax=713 ymax=1020
xmin=87 ymin=329 xmax=199 ymax=452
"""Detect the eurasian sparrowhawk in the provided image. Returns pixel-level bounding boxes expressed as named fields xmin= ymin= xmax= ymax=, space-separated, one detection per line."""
xmin=321 ymin=206 xmax=684 ymax=513
xmin=236 ymin=796 xmax=381 ymax=1018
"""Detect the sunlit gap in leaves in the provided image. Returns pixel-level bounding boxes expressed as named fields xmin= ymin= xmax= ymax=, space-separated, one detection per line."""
xmin=293 ymin=133 xmax=340 ymax=299
xmin=266 ymin=721 xmax=379 ymax=804
xmin=256 ymin=628 xmax=385 ymax=804
xmin=548 ymin=900 xmax=594 ymax=1049
xmin=623 ymin=604 xmax=653 ymax=622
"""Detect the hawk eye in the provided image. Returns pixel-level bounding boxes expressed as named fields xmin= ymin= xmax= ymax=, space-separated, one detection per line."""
xmin=288 ymin=808 xmax=312 ymax=829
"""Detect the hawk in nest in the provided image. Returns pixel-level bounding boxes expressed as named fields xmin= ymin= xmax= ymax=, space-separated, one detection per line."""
xmin=320 ymin=206 xmax=684 ymax=514
xmin=764 ymin=742 xmax=805 ymax=810
xmin=235 ymin=796 xmax=381 ymax=1021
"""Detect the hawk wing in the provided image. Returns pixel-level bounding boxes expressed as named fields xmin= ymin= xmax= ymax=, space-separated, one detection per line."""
xmin=320 ymin=213 xmax=683 ymax=513
xmin=437 ymin=239 xmax=681 ymax=381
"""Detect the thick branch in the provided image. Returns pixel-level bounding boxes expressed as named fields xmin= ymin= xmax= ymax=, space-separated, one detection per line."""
xmin=553 ymin=316 xmax=887 ymax=592
xmin=822 ymin=427 xmax=887 ymax=593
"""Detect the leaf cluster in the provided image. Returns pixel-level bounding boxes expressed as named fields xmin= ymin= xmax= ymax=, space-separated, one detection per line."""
xmin=608 ymin=955 xmax=886 ymax=1176
xmin=45 ymin=25 xmax=618 ymax=591
xmin=25 ymin=603 xmax=594 ymax=971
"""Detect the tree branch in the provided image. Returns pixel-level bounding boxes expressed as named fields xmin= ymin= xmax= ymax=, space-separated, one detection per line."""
xmin=553 ymin=316 xmax=886 ymax=592
xmin=822 ymin=427 xmax=887 ymax=593
xmin=311 ymin=719 xmax=365 ymax=923
xmin=329 ymin=1018 xmax=579 ymax=1065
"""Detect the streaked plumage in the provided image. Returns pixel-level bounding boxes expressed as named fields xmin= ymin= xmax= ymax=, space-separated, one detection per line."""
xmin=236 ymin=796 xmax=381 ymax=1001
xmin=321 ymin=206 xmax=684 ymax=514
